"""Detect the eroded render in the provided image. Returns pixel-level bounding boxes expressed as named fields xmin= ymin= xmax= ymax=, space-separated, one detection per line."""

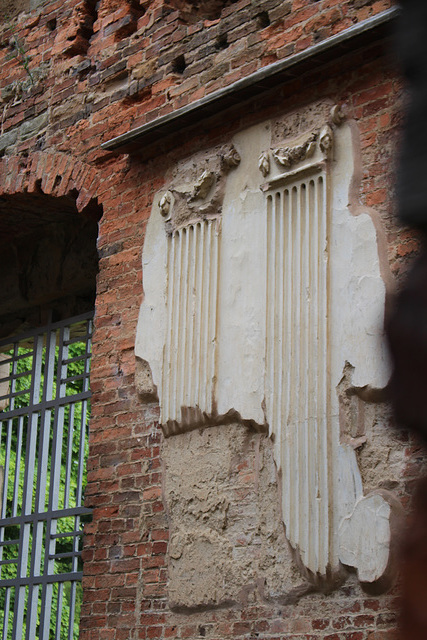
xmin=135 ymin=101 xmax=401 ymax=605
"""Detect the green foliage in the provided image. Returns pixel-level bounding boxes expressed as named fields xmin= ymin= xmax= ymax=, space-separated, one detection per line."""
xmin=7 ymin=21 xmax=34 ymax=84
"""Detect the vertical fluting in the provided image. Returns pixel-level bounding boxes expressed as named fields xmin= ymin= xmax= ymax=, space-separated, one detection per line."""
xmin=178 ymin=228 xmax=189 ymax=415
xmin=266 ymin=194 xmax=274 ymax=435
xmin=163 ymin=220 xmax=220 ymax=427
xmin=318 ymin=174 xmax=330 ymax=572
xmin=266 ymin=170 xmax=330 ymax=575
xmin=196 ymin=223 xmax=205 ymax=410
xmin=201 ymin=222 xmax=211 ymax=411
xmin=209 ymin=221 xmax=220 ymax=409
xmin=308 ymin=178 xmax=320 ymax=571
xmin=283 ymin=188 xmax=292 ymax=533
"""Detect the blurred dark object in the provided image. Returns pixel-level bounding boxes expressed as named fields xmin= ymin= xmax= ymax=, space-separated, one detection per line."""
xmin=389 ymin=0 xmax=427 ymax=437
xmin=400 ymin=477 xmax=427 ymax=640
xmin=388 ymin=3 xmax=427 ymax=640
xmin=397 ymin=0 xmax=427 ymax=232
xmin=387 ymin=246 xmax=427 ymax=442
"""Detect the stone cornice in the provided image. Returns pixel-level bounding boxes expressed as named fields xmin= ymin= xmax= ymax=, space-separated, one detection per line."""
xmin=102 ymin=7 xmax=399 ymax=156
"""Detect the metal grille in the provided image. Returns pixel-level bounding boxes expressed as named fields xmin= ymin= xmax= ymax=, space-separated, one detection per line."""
xmin=0 ymin=313 xmax=93 ymax=640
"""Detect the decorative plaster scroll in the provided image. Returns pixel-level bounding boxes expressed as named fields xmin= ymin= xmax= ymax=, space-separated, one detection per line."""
xmin=159 ymin=144 xmax=241 ymax=232
xmin=272 ymin=131 xmax=317 ymax=169
xmin=330 ymin=104 xmax=346 ymax=126
xmin=258 ymin=152 xmax=270 ymax=178
xmin=159 ymin=191 xmax=173 ymax=219
xmin=260 ymin=109 xmax=344 ymax=179
xmin=319 ymin=125 xmax=333 ymax=158
xmin=191 ymin=171 xmax=216 ymax=201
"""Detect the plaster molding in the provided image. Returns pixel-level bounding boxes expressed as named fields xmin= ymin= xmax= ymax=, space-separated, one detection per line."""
xmin=260 ymin=116 xmax=340 ymax=179
xmin=330 ymin=104 xmax=347 ymax=126
xmin=136 ymin=112 xmax=395 ymax=592
xmin=159 ymin=191 xmax=173 ymax=219
xmin=271 ymin=130 xmax=317 ymax=170
xmin=319 ymin=124 xmax=334 ymax=158
xmin=157 ymin=143 xmax=241 ymax=233
xmin=258 ymin=152 xmax=270 ymax=178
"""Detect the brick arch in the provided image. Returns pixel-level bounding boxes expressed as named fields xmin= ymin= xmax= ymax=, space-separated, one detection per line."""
xmin=0 ymin=151 xmax=102 ymax=213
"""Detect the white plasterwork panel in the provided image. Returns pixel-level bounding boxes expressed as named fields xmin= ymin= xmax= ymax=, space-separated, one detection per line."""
xmin=135 ymin=111 xmax=395 ymax=587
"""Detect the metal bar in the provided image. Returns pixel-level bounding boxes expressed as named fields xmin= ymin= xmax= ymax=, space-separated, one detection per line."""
xmin=63 ymin=403 xmax=75 ymax=509
xmin=51 ymin=530 xmax=82 ymax=540
xmin=76 ymin=401 xmax=87 ymax=510
xmin=1 ymin=586 xmax=11 ymax=640
xmin=60 ymin=373 xmax=86 ymax=384
xmin=13 ymin=333 xmax=43 ymax=640
xmin=0 ymin=312 xmax=94 ymax=349
xmin=0 ymin=572 xmax=84 ymax=588
xmin=48 ymin=551 xmax=81 ymax=561
xmin=12 ymin=416 xmax=23 ymax=518
xmin=2 ymin=419 xmax=12 ymax=519
xmin=62 ymin=354 xmax=87 ymax=366
xmin=39 ymin=517 xmax=54 ymax=640
xmin=0 ymin=507 xmax=91 ymax=527
xmin=55 ymin=582 xmax=64 ymax=640
xmin=25 ymin=580 xmax=39 ymax=640
xmin=68 ymin=580 xmax=77 ymax=640
xmin=0 ymin=391 xmax=92 ymax=421
xmin=72 ymin=516 xmax=81 ymax=574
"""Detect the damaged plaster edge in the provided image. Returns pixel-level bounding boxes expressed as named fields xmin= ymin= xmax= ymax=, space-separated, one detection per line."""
xmin=338 ymin=490 xmax=404 ymax=590
xmin=168 ymin=598 xmax=238 ymax=614
xmin=101 ymin=8 xmax=399 ymax=154
xmin=346 ymin=119 xmax=396 ymax=307
xmin=135 ymin=355 xmax=158 ymax=401
xmin=162 ymin=408 xmax=268 ymax=438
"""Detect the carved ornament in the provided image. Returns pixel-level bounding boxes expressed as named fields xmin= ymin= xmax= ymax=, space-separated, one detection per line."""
xmin=191 ymin=170 xmax=216 ymax=200
xmin=220 ymin=145 xmax=241 ymax=169
xmin=259 ymin=122 xmax=338 ymax=178
xmin=159 ymin=143 xmax=241 ymax=232
xmin=159 ymin=191 xmax=173 ymax=218
xmin=330 ymin=104 xmax=346 ymax=126
xmin=319 ymin=124 xmax=333 ymax=158
xmin=258 ymin=152 xmax=270 ymax=178
xmin=272 ymin=131 xmax=317 ymax=169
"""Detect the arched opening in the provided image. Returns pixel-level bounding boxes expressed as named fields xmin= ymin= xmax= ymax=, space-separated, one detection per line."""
xmin=0 ymin=189 xmax=101 ymax=639
xmin=0 ymin=190 xmax=100 ymax=338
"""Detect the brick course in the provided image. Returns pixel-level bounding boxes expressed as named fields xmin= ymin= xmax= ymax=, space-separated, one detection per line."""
xmin=0 ymin=0 xmax=419 ymax=638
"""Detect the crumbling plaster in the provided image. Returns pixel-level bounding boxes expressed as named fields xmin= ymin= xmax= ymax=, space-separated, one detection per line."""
xmin=136 ymin=101 xmax=404 ymax=606
xmin=163 ymin=424 xmax=311 ymax=609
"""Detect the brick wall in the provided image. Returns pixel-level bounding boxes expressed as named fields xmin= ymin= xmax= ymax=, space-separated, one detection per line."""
xmin=0 ymin=0 xmax=420 ymax=639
